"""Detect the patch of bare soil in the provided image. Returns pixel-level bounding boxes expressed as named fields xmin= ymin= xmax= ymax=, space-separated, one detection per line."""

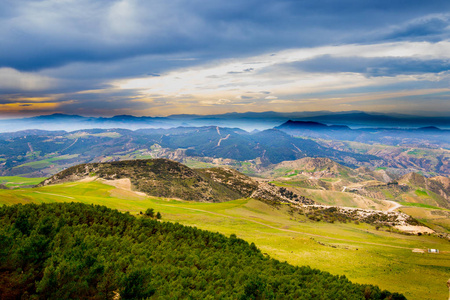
xmin=395 ymin=225 xmax=435 ymax=234
xmin=100 ymin=178 xmax=132 ymax=190
xmin=79 ymin=176 xmax=98 ymax=182
xmin=412 ymin=248 xmax=425 ymax=253
xmin=98 ymin=178 xmax=148 ymax=197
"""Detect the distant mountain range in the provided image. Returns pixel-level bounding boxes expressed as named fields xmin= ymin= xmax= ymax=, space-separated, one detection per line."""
xmin=0 ymin=126 xmax=381 ymax=177
xmin=276 ymin=120 xmax=450 ymax=147
xmin=1 ymin=111 xmax=450 ymax=132
xmin=0 ymin=117 xmax=448 ymax=178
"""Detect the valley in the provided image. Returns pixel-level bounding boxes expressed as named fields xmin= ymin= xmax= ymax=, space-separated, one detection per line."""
xmin=1 ymin=120 xmax=449 ymax=180
xmin=1 ymin=156 xmax=449 ymax=299
xmin=1 ymin=118 xmax=449 ymax=300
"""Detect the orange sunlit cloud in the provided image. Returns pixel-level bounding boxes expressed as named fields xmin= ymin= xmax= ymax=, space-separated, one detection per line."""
xmin=0 ymin=102 xmax=65 ymax=113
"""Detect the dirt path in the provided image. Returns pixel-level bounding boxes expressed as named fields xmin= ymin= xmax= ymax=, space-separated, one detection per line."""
xmin=27 ymin=142 xmax=34 ymax=153
xmin=384 ymin=200 xmax=402 ymax=212
xmin=217 ymin=134 xmax=230 ymax=146
xmin=159 ymin=204 xmax=416 ymax=250
xmin=291 ymin=143 xmax=303 ymax=154
xmin=60 ymin=138 xmax=79 ymax=153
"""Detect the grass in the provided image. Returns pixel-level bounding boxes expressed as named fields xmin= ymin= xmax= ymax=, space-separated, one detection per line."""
xmin=285 ymin=171 xmax=298 ymax=177
xmin=184 ymin=159 xmax=217 ymax=169
xmin=400 ymin=206 xmax=450 ymax=233
xmin=270 ymin=180 xmax=312 ymax=189
xmin=415 ymin=189 xmax=429 ymax=197
xmin=407 ymin=149 xmax=428 ymax=157
xmin=402 ymin=189 xmax=449 ymax=209
xmin=26 ymin=151 xmax=41 ymax=158
xmin=321 ymin=178 xmax=340 ymax=182
xmin=382 ymin=190 xmax=394 ymax=199
xmin=302 ymin=189 xmax=368 ymax=207
xmin=0 ymin=176 xmax=47 ymax=188
xmin=0 ymin=182 xmax=449 ymax=300
xmin=13 ymin=154 xmax=80 ymax=169
xmin=400 ymin=202 xmax=443 ymax=210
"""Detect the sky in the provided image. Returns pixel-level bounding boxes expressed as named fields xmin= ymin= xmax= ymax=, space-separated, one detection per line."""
xmin=1 ymin=0 xmax=450 ymax=117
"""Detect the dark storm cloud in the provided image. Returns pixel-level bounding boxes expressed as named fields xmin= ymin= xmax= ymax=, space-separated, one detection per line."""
xmin=286 ymin=56 xmax=450 ymax=77
xmin=58 ymin=95 xmax=149 ymax=115
xmin=1 ymin=0 xmax=450 ymax=72
xmin=1 ymin=0 xmax=450 ymax=117
xmin=382 ymin=15 xmax=450 ymax=42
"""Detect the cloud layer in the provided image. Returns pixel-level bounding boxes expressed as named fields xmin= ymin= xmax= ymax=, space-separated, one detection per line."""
xmin=1 ymin=0 xmax=450 ymax=116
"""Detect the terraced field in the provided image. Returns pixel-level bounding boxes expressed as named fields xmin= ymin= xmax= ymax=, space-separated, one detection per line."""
xmin=1 ymin=177 xmax=449 ymax=299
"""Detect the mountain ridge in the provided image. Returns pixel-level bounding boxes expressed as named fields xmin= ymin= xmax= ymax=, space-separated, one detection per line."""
xmin=1 ymin=111 xmax=450 ymax=133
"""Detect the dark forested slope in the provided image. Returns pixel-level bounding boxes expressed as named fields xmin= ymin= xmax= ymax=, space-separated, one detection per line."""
xmin=0 ymin=203 xmax=405 ymax=299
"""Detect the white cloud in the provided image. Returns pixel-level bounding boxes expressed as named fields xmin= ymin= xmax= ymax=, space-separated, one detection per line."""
xmin=106 ymin=0 xmax=142 ymax=37
xmin=269 ymin=100 xmax=294 ymax=104
xmin=200 ymin=98 xmax=231 ymax=105
xmin=112 ymin=41 xmax=450 ymax=112
xmin=0 ymin=68 xmax=56 ymax=91
xmin=217 ymin=98 xmax=231 ymax=104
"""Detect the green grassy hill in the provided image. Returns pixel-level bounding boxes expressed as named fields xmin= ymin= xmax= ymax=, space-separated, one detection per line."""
xmin=38 ymin=158 xmax=314 ymax=205
xmin=397 ymin=173 xmax=450 ymax=208
xmin=39 ymin=158 xmax=243 ymax=202
xmin=0 ymin=180 xmax=449 ymax=300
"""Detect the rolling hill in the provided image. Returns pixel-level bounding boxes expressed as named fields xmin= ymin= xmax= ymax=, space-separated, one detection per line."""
xmin=276 ymin=120 xmax=450 ymax=176
xmin=0 ymin=202 xmax=407 ymax=299
xmin=1 ymin=114 xmax=449 ymax=299
xmin=262 ymin=157 xmax=450 ymax=237
xmin=0 ymin=179 xmax=448 ymax=299
xmin=38 ymin=158 xmax=314 ymax=205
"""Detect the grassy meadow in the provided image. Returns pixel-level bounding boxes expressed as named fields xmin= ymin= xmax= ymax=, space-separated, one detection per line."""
xmin=0 ymin=177 xmax=449 ymax=300
xmin=0 ymin=176 xmax=46 ymax=188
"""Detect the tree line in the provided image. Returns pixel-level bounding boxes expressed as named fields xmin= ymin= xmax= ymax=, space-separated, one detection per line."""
xmin=0 ymin=202 xmax=406 ymax=299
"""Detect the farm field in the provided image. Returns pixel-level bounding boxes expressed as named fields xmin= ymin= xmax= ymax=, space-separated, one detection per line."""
xmin=0 ymin=176 xmax=46 ymax=188
xmin=0 ymin=178 xmax=449 ymax=300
